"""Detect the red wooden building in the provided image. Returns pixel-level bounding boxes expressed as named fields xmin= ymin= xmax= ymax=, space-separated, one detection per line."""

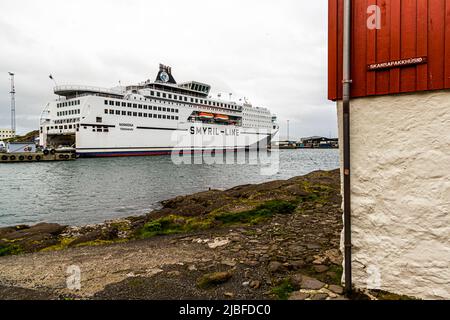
xmin=328 ymin=0 xmax=450 ymax=101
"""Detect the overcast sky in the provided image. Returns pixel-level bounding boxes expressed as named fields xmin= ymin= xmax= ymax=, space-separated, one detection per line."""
xmin=0 ymin=0 xmax=336 ymax=139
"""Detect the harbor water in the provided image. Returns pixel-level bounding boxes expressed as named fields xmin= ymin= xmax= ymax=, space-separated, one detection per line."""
xmin=0 ymin=149 xmax=339 ymax=227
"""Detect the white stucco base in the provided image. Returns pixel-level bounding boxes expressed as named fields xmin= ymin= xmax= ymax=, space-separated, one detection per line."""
xmin=337 ymin=90 xmax=450 ymax=300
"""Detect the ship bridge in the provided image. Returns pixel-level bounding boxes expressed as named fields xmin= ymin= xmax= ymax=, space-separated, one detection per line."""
xmin=178 ymin=81 xmax=211 ymax=96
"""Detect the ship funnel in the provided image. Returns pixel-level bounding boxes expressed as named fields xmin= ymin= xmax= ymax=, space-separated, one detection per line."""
xmin=156 ymin=64 xmax=176 ymax=84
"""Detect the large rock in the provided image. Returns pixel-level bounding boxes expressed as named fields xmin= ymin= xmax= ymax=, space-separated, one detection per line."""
xmin=289 ymin=291 xmax=309 ymax=300
xmin=0 ymin=223 xmax=67 ymax=253
xmin=310 ymin=293 xmax=329 ymax=300
xmin=2 ymin=223 xmax=66 ymax=241
xmin=0 ymin=225 xmax=28 ymax=238
xmin=328 ymin=285 xmax=344 ymax=295
xmin=301 ymin=276 xmax=325 ymax=290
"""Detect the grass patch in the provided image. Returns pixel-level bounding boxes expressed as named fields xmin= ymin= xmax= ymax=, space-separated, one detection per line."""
xmin=0 ymin=243 xmax=23 ymax=257
xmin=138 ymin=200 xmax=297 ymax=239
xmin=75 ymin=240 xmax=118 ymax=247
xmin=139 ymin=215 xmax=192 ymax=239
xmin=300 ymin=181 xmax=334 ymax=203
xmin=214 ymin=200 xmax=296 ymax=225
xmin=40 ymin=238 xmax=75 ymax=252
xmin=271 ymin=278 xmax=296 ymax=300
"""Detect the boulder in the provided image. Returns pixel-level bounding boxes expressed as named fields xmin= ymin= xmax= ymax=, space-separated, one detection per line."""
xmin=301 ymin=276 xmax=325 ymax=290
xmin=289 ymin=292 xmax=310 ymax=300
xmin=328 ymin=284 xmax=344 ymax=295
xmin=2 ymin=223 xmax=66 ymax=241
xmin=310 ymin=293 xmax=329 ymax=300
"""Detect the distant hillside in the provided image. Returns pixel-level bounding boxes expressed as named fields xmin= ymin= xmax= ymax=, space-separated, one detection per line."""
xmin=4 ymin=130 xmax=39 ymax=143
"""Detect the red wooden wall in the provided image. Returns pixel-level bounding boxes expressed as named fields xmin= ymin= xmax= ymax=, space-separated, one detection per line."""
xmin=328 ymin=0 xmax=450 ymax=101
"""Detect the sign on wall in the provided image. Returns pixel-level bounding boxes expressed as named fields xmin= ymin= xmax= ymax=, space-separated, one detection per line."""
xmin=367 ymin=57 xmax=428 ymax=71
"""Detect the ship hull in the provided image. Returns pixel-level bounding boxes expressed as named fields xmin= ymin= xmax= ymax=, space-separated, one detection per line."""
xmin=76 ymin=147 xmax=248 ymax=158
xmin=75 ymin=123 xmax=277 ymax=158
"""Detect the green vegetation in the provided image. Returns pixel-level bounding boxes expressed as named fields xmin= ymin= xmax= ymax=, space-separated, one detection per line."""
xmin=0 ymin=243 xmax=23 ymax=257
xmin=300 ymin=181 xmax=335 ymax=203
xmin=271 ymin=278 xmax=296 ymax=300
xmin=75 ymin=240 xmax=118 ymax=247
xmin=214 ymin=200 xmax=296 ymax=225
xmin=138 ymin=200 xmax=297 ymax=239
xmin=326 ymin=265 xmax=343 ymax=285
xmin=139 ymin=215 xmax=191 ymax=238
xmin=40 ymin=238 xmax=75 ymax=252
xmin=109 ymin=221 xmax=131 ymax=233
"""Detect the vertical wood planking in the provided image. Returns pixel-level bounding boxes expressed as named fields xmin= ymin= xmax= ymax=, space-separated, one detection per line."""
xmin=389 ymin=0 xmax=401 ymax=93
xmin=328 ymin=0 xmax=338 ymax=100
xmin=428 ymin=0 xmax=445 ymax=89
xmin=366 ymin=0 xmax=378 ymax=95
xmin=328 ymin=0 xmax=450 ymax=100
xmin=376 ymin=0 xmax=391 ymax=94
xmin=400 ymin=0 xmax=418 ymax=92
xmin=445 ymin=0 xmax=450 ymax=88
xmin=416 ymin=0 xmax=428 ymax=91
xmin=351 ymin=0 xmax=368 ymax=97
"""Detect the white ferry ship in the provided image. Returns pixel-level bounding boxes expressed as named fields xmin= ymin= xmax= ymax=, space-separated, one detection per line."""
xmin=39 ymin=65 xmax=279 ymax=157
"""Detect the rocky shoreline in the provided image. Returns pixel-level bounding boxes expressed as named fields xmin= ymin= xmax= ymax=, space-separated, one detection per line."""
xmin=0 ymin=169 xmax=409 ymax=300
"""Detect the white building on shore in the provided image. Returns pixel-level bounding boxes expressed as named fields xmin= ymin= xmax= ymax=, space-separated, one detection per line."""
xmin=0 ymin=128 xmax=15 ymax=139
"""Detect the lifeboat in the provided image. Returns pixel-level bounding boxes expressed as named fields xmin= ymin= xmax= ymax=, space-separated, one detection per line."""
xmin=198 ymin=112 xmax=214 ymax=119
xmin=214 ymin=114 xmax=229 ymax=121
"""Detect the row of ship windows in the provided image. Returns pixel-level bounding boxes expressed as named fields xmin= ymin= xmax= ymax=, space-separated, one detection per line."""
xmin=57 ymin=100 xmax=81 ymax=108
xmin=47 ymin=124 xmax=79 ymax=130
xmin=110 ymin=95 xmax=242 ymax=111
xmin=147 ymin=91 xmax=240 ymax=110
xmin=245 ymin=125 xmax=272 ymax=128
xmin=105 ymin=100 xmax=179 ymax=113
xmin=57 ymin=109 xmax=80 ymax=116
xmin=104 ymin=109 xmax=179 ymax=120
xmin=132 ymin=96 xmax=240 ymax=115
xmin=54 ymin=118 xmax=80 ymax=124
xmin=243 ymin=113 xmax=271 ymax=118
xmin=244 ymin=119 xmax=272 ymax=123
xmin=47 ymin=124 xmax=109 ymax=133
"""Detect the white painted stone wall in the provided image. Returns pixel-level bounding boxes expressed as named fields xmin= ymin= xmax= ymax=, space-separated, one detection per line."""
xmin=337 ymin=90 xmax=450 ymax=300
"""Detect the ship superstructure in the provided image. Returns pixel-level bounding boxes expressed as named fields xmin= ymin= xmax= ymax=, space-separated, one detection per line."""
xmin=39 ymin=65 xmax=279 ymax=157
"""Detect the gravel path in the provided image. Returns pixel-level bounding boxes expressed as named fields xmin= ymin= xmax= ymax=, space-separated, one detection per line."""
xmin=0 ymin=237 xmax=206 ymax=298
